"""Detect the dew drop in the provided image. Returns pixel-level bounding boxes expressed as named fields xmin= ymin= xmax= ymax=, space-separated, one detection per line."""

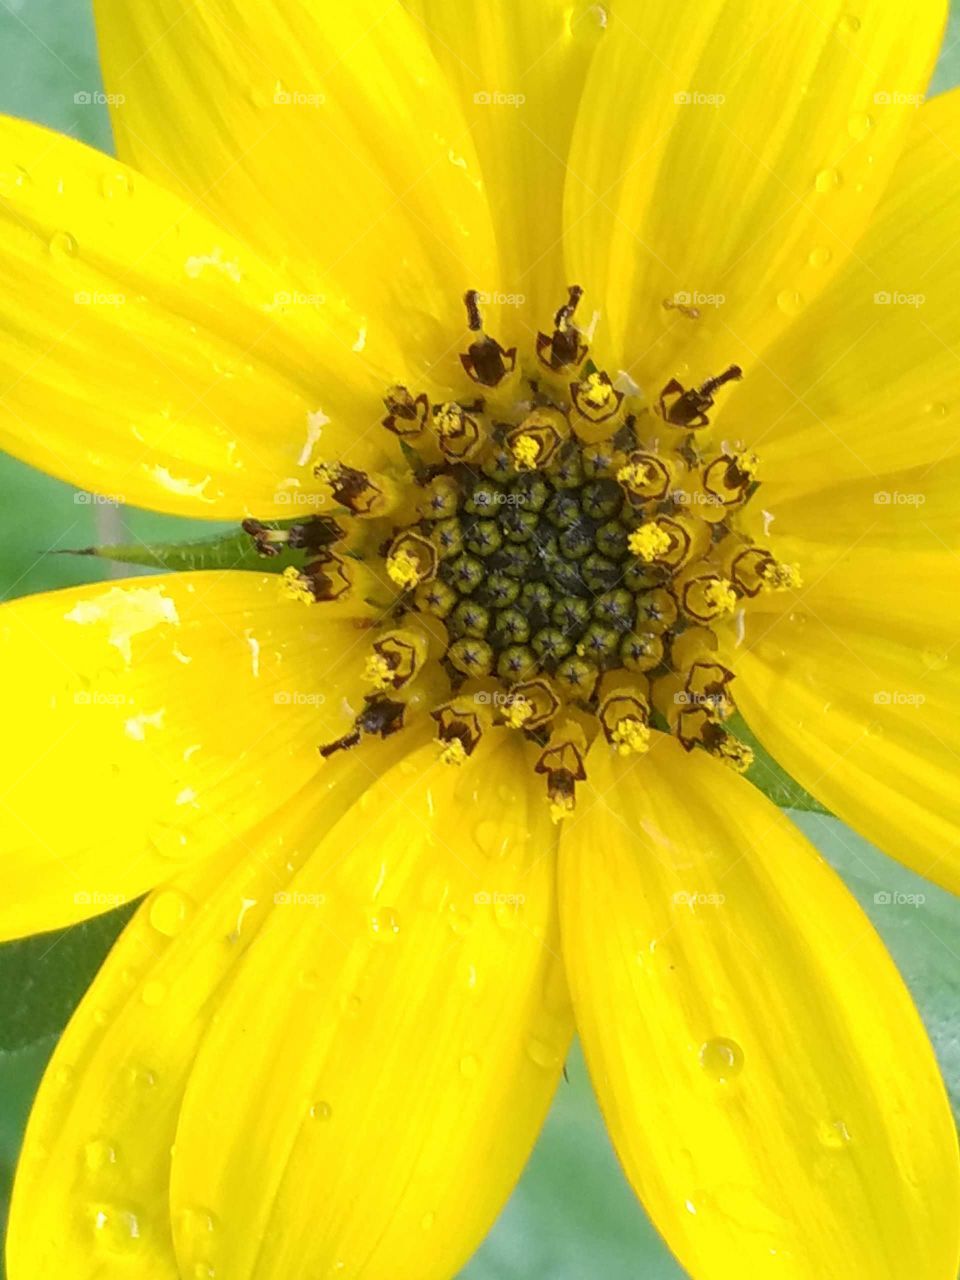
xmin=141 ymin=980 xmax=167 ymax=1007
xmin=808 ymin=246 xmax=832 ymax=268
xmin=924 ymin=401 xmax=948 ymax=418
xmin=308 ymin=1100 xmax=333 ymax=1121
xmin=817 ymin=1118 xmax=852 ymax=1149
xmin=494 ymin=898 xmax=521 ymax=930
xmin=699 ymin=1037 xmax=744 ymax=1082
xmin=847 ymin=113 xmax=873 ymax=141
xmin=341 ymin=993 xmax=363 ymax=1019
xmin=83 ymin=1138 xmax=118 ymax=1174
xmin=100 ymin=171 xmax=133 ymax=199
xmin=838 ymin=13 xmax=861 ymax=33
xmin=473 ymin=819 xmax=510 ymax=858
xmin=447 ymin=903 xmax=472 ymax=937
xmin=569 ymin=2 xmax=608 ymax=42
xmin=814 ymin=168 xmax=841 ymax=193
xmin=149 ymin=889 xmax=187 ymax=937
xmin=369 ymin=907 xmax=401 ymax=941
xmin=126 ymin=1063 xmax=158 ymax=1090
xmin=526 ymin=1037 xmax=561 ymax=1070
xmin=776 ymin=288 xmax=804 ymax=316
xmin=922 ymin=648 xmax=949 ymax=672
xmin=459 ymin=1054 xmax=480 ymax=1079
xmin=0 ymin=165 xmax=29 ymax=196
xmin=49 ymin=230 xmax=79 ymax=259
xmin=89 ymin=1202 xmax=143 ymax=1253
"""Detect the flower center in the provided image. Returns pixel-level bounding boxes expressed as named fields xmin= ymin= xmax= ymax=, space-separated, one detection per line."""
xmin=255 ymin=288 xmax=801 ymax=821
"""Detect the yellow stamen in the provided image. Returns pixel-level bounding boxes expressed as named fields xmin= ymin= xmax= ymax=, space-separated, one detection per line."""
xmin=386 ymin=546 xmax=425 ymax=589
xmin=280 ymin=565 xmax=316 ymax=605
xmin=503 ymin=696 xmax=534 ymax=729
xmin=438 ymin=737 xmax=468 ymax=766
xmin=363 ymin=653 xmax=395 ymax=690
xmin=715 ymin=737 xmax=755 ymax=773
xmin=761 ymin=560 xmax=802 ymax=591
xmin=618 ymin=460 xmax=655 ymax=489
xmin=702 ymin=577 xmax=737 ymax=615
xmin=629 ymin=523 xmax=673 ymax=562
xmin=610 ymin=717 xmax=651 ymax=756
xmin=581 ymin=371 xmax=615 ymax=411
xmin=549 ymin=794 xmax=575 ymax=824
xmin=511 ymin=433 xmax=541 ymax=470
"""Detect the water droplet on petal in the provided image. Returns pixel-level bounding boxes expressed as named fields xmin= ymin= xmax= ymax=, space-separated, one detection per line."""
xmin=49 ymin=230 xmax=79 ymax=259
xmin=847 ymin=113 xmax=873 ymax=141
xmin=776 ymin=288 xmax=804 ymax=316
xmin=838 ymin=13 xmax=861 ymax=33
xmin=699 ymin=1037 xmax=744 ymax=1082
xmin=526 ymin=1037 xmax=562 ymax=1070
xmin=922 ymin=648 xmax=949 ymax=672
xmin=89 ymin=1202 xmax=143 ymax=1253
xmin=814 ymin=168 xmax=841 ymax=193
xmin=149 ymin=889 xmax=187 ymax=937
xmin=924 ymin=401 xmax=948 ymax=418
xmin=817 ymin=1118 xmax=852 ymax=1149
xmin=369 ymin=907 xmax=401 ymax=941
xmin=569 ymin=2 xmax=608 ymax=42
xmin=100 ymin=171 xmax=133 ymax=199
xmin=808 ymin=246 xmax=832 ymax=268
xmin=141 ymin=980 xmax=167 ymax=1007
xmin=308 ymin=1100 xmax=333 ymax=1121
xmin=84 ymin=1138 xmax=118 ymax=1174
xmin=459 ymin=1054 xmax=480 ymax=1079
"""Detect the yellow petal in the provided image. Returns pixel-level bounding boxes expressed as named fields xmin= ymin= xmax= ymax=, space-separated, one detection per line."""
xmin=729 ymin=88 xmax=960 ymax=500
xmin=564 ymin=1 xmax=945 ymax=387
xmin=0 ymin=571 xmax=368 ymax=939
xmin=170 ymin=732 xmax=570 ymax=1280
xmin=7 ymin=738 xmax=412 ymax=1280
xmin=731 ymin=547 xmax=960 ymax=895
xmin=0 ymin=114 xmax=396 ymax=518
xmin=560 ymin=735 xmax=959 ymax=1280
xmin=93 ymin=0 xmax=499 ymax=385
xmin=404 ymin=0 xmax=607 ymax=341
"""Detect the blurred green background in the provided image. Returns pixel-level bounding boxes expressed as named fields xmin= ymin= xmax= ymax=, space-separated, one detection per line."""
xmin=1 ymin=4 xmax=959 ymax=1277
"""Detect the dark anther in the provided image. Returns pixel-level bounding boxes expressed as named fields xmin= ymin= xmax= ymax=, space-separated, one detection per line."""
xmin=658 ymin=364 xmax=743 ymax=429
xmin=460 ymin=290 xmax=517 ymax=389
xmin=382 ymin=385 xmax=430 ymax=438
xmin=536 ymin=285 xmax=588 ymax=372
xmin=317 ymin=463 xmax=383 ymax=515
xmin=242 ymin=518 xmax=284 ymax=557
xmin=319 ymin=696 xmax=406 ymax=759
xmin=287 ymin=516 xmax=345 ymax=552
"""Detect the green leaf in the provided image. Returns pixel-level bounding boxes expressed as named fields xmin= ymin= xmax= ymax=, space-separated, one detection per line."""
xmin=730 ymin=712 xmax=831 ymax=815
xmin=61 ymin=528 xmax=298 ymax=575
xmin=0 ymin=903 xmax=136 ymax=1054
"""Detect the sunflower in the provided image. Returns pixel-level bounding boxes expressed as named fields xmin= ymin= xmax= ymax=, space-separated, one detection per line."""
xmin=2 ymin=1 xmax=960 ymax=1277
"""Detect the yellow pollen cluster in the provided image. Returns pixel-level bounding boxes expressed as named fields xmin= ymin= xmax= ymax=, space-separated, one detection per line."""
xmin=629 ymin=523 xmax=672 ymax=562
xmin=549 ymin=795 xmax=575 ymax=824
xmin=386 ymin=547 xmax=425 ymax=589
xmin=610 ymin=717 xmax=651 ymax=756
xmin=510 ymin=433 xmax=541 ymax=470
xmin=363 ymin=653 xmax=395 ymax=690
xmin=617 ymin=460 xmax=655 ymax=489
xmin=581 ymin=371 xmax=615 ymax=410
xmin=733 ymin=449 xmax=760 ymax=478
xmin=761 ymin=560 xmax=802 ymax=591
xmin=702 ymin=578 xmax=738 ymax=615
xmin=716 ymin=738 xmax=756 ymax=773
xmin=438 ymin=737 xmax=468 ymax=766
xmin=434 ymin=403 xmax=463 ymax=439
xmin=503 ymin=697 xmax=534 ymax=729
xmin=280 ymin=564 xmax=316 ymax=605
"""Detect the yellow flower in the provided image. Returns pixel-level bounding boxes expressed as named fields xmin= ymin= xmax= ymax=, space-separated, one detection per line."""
xmin=1 ymin=2 xmax=959 ymax=1278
